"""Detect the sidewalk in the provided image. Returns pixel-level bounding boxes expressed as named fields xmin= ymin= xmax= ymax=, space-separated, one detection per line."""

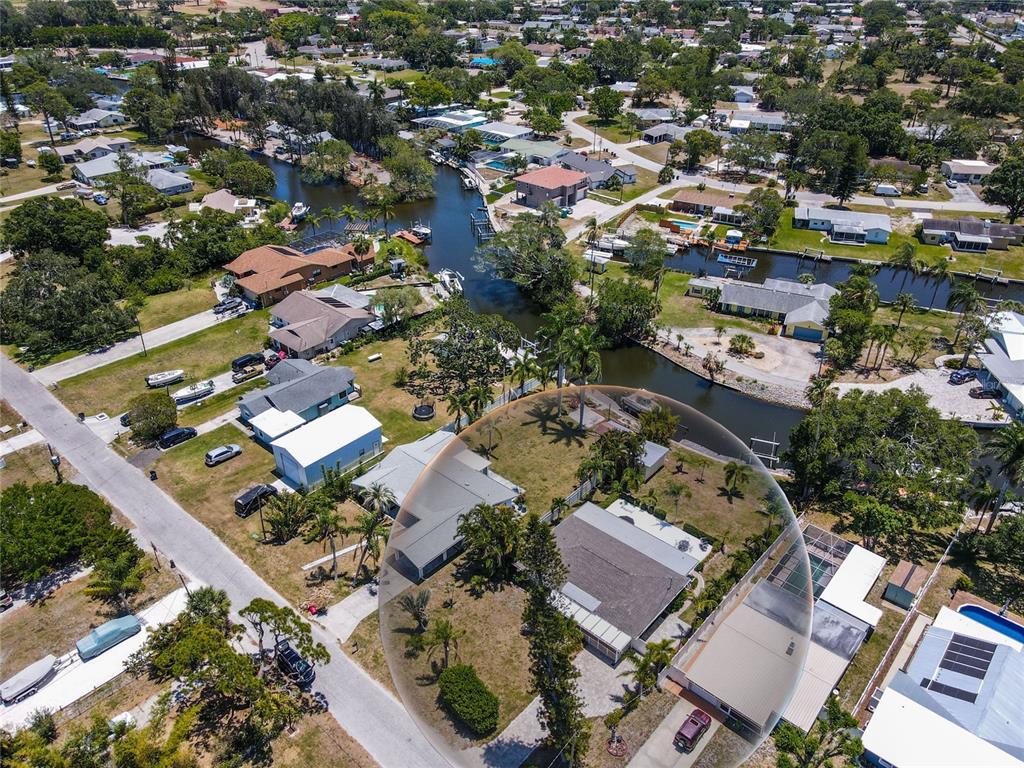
xmin=0 ymin=428 xmax=44 ymax=456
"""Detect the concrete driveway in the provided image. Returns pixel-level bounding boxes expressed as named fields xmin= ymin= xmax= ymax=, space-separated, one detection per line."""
xmin=628 ymin=696 xmax=721 ymax=768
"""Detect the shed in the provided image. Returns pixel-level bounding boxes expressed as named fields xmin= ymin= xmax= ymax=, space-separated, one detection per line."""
xmin=883 ymin=560 xmax=927 ymax=609
xmin=271 ymin=404 xmax=382 ymax=488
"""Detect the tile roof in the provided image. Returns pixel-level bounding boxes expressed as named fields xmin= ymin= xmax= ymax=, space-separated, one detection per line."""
xmin=514 ymin=166 xmax=588 ymax=190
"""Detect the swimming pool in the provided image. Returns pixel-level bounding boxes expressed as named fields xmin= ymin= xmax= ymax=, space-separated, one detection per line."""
xmin=958 ymin=604 xmax=1024 ymax=645
xmin=671 ymin=220 xmax=699 ymax=231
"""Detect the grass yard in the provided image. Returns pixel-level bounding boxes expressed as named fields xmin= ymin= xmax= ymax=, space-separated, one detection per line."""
xmin=384 ymin=69 xmax=424 ymax=83
xmin=176 ymin=378 xmax=264 ymax=428
xmin=0 ymin=555 xmax=178 ymax=679
xmin=768 ymin=209 xmax=949 ymax=264
xmin=379 ymin=560 xmax=534 ymax=746
xmin=0 ymin=399 xmax=25 ymax=436
xmin=0 ymin=161 xmax=64 ymax=198
xmin=327 ymin=335 xmax=448 ymax=446
xmin=152 ymin=425 xmax=368 ymax=607
xmin=268 ymin=711 xmax=378 ymax=768
xmin=656 ymin=272 xmax=765 ymax=335
xmin=0 ymin=443 xmax=75 ymax=490
xmin=344 ymin=611 xmax=394 ymax=691
xmin=573 ymin=115 xmax=640 ymax=145
xmin=631 ymin=142 xmax=670 ymax=165
xmin=461 ymin=395 xmax=597 ymax=513
xmin=134 ymin=279 xmax=219 ymax=331
xmin=618 ymin=167 xmax=660 ymax=203
xmin=55 ymin=310 xmax=270 ymax=417
xmin=584 ymin=690 xmax=677 ymax=768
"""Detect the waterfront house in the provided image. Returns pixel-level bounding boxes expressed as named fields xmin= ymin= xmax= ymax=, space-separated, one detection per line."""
xmin=499 ymin=138 xmax=569 ymax=166
xmin=224 ymin=243 xmax=371 ymax=306
xmin=977 ymin=310 xmax=1024 ymax=421
xmin=514 ymin=166 xmax=589 ymax=208
xmin=670 ymin=189 xmax=745 ymax=223
xmin=411 ymin=108 xmax=488 ymax=134
xmin=268 ymin=289 xmax=375 ymax=359
xmin=271 ymin=404 xmax=383 ymax=489
xmin=66 ymin=108 xmax=127 ymax=130
xmin=146 ymin=169 xmax=194 ymax=196
xmin=474 ymin=121 xmax=533 ymax=144
xmin=919 ymin=217 xmax=1024 ymax=253
xmin=558 ymin=152 xmax=636 ymax=188
xmin=792 ymin=206 xmax=892 ymax=245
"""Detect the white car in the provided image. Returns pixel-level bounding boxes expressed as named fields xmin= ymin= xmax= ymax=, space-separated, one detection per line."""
xmin=945 ymin=178 xmax=959 ymax=189
xmin=204 ymin=444 xmax=242 ymax=467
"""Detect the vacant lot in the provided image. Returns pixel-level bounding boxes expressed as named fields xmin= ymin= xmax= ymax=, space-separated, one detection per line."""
xmin=152 ymin=426 xmax=367 ymax=606
xmin=0 ymin=443 xmax=75 ymax=490
xmin=574 ymin=115 xmax=638 ymax=144
xmin=378 ymin=560 xmax=534 ymax=746
xmin=462 ymin=395 xmax=596 ymax=513
xmin=56 ymin=310 xmax=269 ymax=417
xmin=134 ymin=280 xmax=219 ymax=331
xmin=0 ymin=556 xmax=177 ymax=678
xmin=328 ymin=335 xmax=449 ymax=446
xmin=631 ymin=142 xmax=670 ymax=165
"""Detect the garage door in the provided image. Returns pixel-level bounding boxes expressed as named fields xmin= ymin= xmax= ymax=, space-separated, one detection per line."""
xmin=791 ymin=326 xmax=823 ymax=342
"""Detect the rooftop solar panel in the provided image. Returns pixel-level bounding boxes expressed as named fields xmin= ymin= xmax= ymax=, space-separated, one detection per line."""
xmin=921 ymin=678 xmax=979 ymax=704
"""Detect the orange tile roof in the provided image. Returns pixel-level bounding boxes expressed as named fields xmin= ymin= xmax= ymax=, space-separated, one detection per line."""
xmin=514 ymin=166 xmax=588 ymax=190
xmin=304 ymin=244 xmax=356 ymax=268
xmin=224 ymin=245 xmax=306 ymax=277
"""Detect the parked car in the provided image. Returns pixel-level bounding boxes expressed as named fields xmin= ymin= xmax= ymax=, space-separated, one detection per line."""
xmin=93 ymin=193 xmax=108 ymax=205
xmin=231 ymin=365 xmax=262 ymax=384
xmin=874 ymin=183 xmax=901 ymax=197
xmin=74 ymin=187 xmax=93 ymax=198
xmin=231 ymin=352 xmax=264 ymax=372
xmin=0 ymin=592 xmax=13 ymax=611
xmin=76 ymin=615 xmax=141 ymax=660
xmin=276 ymin=640 xmax=315 ymax=687
xmin=917 ymin=183 xmax=929 ymax=194
xmin=946 ymin=178 xmax=959 ymax=189
xmin=970 ymin=386 xmax=1001 ymax=399
xmin=949 ymin=369 xmax=977 ymax=385
xmin=119 ymin=412 xmax=132 ymax=427
xmin=673 ymin=708 xmax=713 ymax=752
xmin=205 ymin=444 xmax=241 ymax=467
xmin=56 ymin=181 xmax=77 ymax=191
xmin=234 ymin=484 xmax=278 ymax=517
xmin=213 ymin=296 xmax=244 ymax=315
xmin=158 ymin=426 xmax=197 ymax=449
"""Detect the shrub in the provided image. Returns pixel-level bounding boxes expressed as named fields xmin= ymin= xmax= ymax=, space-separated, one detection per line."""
xmin=437 ymin=664 xmax=499 ymax=736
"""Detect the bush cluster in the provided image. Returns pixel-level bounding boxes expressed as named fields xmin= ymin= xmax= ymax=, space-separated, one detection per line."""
xmin=437 ymin=664 xmax=499 ymax=736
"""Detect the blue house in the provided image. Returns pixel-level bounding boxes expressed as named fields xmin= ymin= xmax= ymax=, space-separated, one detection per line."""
xmin=271 ymin=404 xmax=383 ymax=489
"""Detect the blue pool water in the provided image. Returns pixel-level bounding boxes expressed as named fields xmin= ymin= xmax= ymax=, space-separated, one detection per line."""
xmin=672 ymin=220 xmax=699 ymax=231
xmin=958 ymin=605 xmax=1024 ymax=644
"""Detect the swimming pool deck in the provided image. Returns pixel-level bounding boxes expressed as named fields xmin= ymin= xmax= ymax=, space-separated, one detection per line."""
xmin=947 ymin=590 xmax=1024 ymax=626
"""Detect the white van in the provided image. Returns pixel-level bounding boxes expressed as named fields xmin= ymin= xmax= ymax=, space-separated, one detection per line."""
xmin=874 ymin=183 xmax=901 ymax=197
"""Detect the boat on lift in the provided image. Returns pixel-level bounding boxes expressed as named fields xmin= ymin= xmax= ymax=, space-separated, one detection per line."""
xmin=716 ymin=252 xmax=757 ymax=268
xmin=411 ymin=221 xmax=433 ymax=241
xmin=462 ymin=176 xmax=477 ymax=190
xmin=290 ymin=202 xmax=310 ymax=221
xmin=437 ymin=268 xmax=464 ymax=295
xmin=172 ymin=379 xmax=215 ymax=405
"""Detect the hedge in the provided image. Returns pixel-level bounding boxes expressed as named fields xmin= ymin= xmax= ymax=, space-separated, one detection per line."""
xmin=437 ymin=664 xmax=499 ymax=736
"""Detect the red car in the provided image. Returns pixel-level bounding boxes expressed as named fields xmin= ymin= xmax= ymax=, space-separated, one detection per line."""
xmin=673 ymin=708 xmax=712 ymax=752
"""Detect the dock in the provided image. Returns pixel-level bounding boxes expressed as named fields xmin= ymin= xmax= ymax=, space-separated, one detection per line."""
xmin=470 ymin=211 xmax=495 ymax=242
xmin=716 ymin=252 xmax=757 ymax=268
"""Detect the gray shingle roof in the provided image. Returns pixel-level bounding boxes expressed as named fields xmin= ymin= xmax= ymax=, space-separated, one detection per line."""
xmin=239 ymin=365 xmax=354 ymax=418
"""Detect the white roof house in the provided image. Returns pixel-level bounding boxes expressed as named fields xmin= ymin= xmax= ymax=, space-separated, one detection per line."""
xmin=818 ymin=545 xmax=886 ymax=627
xmin=248 ymin=408 xmax=305 ymax=442
xmin=271 ymin=404 xmax=383 ymax=489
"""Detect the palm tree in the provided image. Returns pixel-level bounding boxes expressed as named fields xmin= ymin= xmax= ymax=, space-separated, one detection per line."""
xmin=567 ymin=325 xmax=602 ymax=428
xmin=666 ymin=482 xmax=692 ymax=517
xmin=360 ymin=481 xmax=396 ymax=521
xmin=888 ymin=242 xmax=916 ymax=291
xmin=368 ymin=77 xmax=386 ymax=106
xmin=320 ymin=206 xmax=339 ymax=233
xmin=865 ymin=324 xmax=887 ymax=368
xmin=873 ymin=325 xmax=898 ymax=370
xmin=306 ymin=212 xmax=322 ymax=234
xmin=347 ymin=510 xmax=389 ymax=585
xmin=425 ymin=615 xmax=465 ymax=670
xmin=340 ymin=204 xmax=360 ymax=228
xmin=305 ymin=506 xmax=345 ymax=579
xmin=538 ymin=200 xmax=560 ymax=229
xmin=928 ymin=259 xmax=951 ymax=309
xmin=549 ymin=496 xmax=569 ymax=522
xmin=85 ymin=551 xmax=149 ymax=615
xmin=510 ymin=353 xmax=539 ymax=398
xmin=969 ymin=480 xmax=1002 ymax=532
xmin=397 ymin=589 xmax=431 ymax=632
xmin=690 ymin=454 xmax=711 ymax=483
xmin=892 ymin=292 xmax=917 ymax=330
xmin=584 ymin=216 xmax=601 ymax=247
xmin=983 ymin=422 xmax=1024 ymax=532
xmin=805 ymin=373 xmax=836 ymax=407
xmin=375 ymin=198 xmax=397 ymax=238
xmin=466 ymin=383 xmax=491 ymax=421
xmin=538 ymin=302 xmax=579 ymax=414
xmin=947 ymin=281 xmax=984 ymax=345
xmin=723 ymin=460 xmax=753 ymax=498
xmin=445 ymin=390 xmax=471 ymax=432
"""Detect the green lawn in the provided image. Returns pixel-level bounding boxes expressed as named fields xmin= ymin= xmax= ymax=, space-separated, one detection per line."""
xmin=55 ymin=310 xmax=270 ymax=417
xmin=769 ymin=208 xmax=949 ymax=263
xmin=657 ymin=272 xmax=765 ymax=334
xmin=573 ymin=115 xmax=640 ymax=145
xmin=631 ymin=142 xmax=670 ymax=165
xmin=134 ymin=278 xmax=220 ymax=331
xmin=176 ymin=378 xmax=265 ymax=428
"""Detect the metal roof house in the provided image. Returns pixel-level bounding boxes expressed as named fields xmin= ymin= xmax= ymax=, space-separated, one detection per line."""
xmin=271 ymin=404 xmax=382 ymax=489
xmin=552 ymin=502 xmax=699 ymax=663
xmin=793 ymin=206 xmax=892 ymax=245
xmin=977 ymin=311 xmax=1024 ymax=421
xmin=239 ymin=359 xmax=357 ymax=442
xmin=861 ymin=606 xmax=1024 ymax=768
xmin=940 ymin=158 xmax=998 ymax=183
xmin=355 ymin=431 xmax=523 ymax=581
xmin=716 ymin=277 xmax=838 ymax=342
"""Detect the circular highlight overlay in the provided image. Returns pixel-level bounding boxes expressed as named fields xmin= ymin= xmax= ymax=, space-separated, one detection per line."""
xmin=377 ymin=386 xmax=813 ymax=767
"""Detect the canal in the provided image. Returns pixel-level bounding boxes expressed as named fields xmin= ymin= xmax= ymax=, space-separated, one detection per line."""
xmin=181 ymin=134 xmax=1023 ymax=455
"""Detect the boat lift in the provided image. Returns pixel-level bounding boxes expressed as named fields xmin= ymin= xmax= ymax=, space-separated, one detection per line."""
xmin=470 ymin=211 xmax=495 ymax=242
xmin=750 ymin=433 xmax=781 ymax=468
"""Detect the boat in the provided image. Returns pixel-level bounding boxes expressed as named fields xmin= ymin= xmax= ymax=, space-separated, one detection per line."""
xmin=145 ymin=369 xmax=185 ymax=388
xmin=290 ymin=202 xmax=310 ymax=221
xmin=437 ymin=268 xmax=464 ymax=295
xmin=172 ymin=379 xmax=215 ymax=405
xmin=411 ymin=221 xmax=432 ymax=241
xmin=462 ymin=177 xmax=477 ymax=190
xmin=1 ymin=655 xmax=58 ymax=704
xmin=716 ymin=252 xmax=757 ymax=268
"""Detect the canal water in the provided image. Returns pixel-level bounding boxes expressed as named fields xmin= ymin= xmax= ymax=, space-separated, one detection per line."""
xmin=181 ymin=133 xmax=1024 ymax=454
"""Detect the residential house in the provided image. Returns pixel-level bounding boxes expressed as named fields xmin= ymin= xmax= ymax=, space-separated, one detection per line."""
xmin=920 ymin=217 xmax=1024 ymax=253
xmin=271 ymin=404 xmax=383 ymax=489
xmin=731 ymin=85 xmax=756 ymax=103
xmin=147 ymin=169 xmax=194 ymax=196
xmin=666 ymin=525 xmax=884 ymax=736
xmin=268 ymin=289 xmax=375 ymax=359
xmin=728 ymin=112 xmax=789 ymax=133
xmin=629 ymin=107 xmax=676 ymax=125
xmin=354 ymin=430 xmax=523 ymax=581
xmin=411 ymin=108 xmax=488 ymax=134
xmin=558 ymin=152 xmax=636 ymax=188
xmin=188 ymin=189 xmax=260 ymax=223
xmin=940 ymin=159 xmax=998 ymax=183
xmin=474 ymin=121 xmax=533 ymax=144
xmin=552 ymin=500 xmax=705 ymax=663
xmin=71 ymin=150 xmax=177 ymax=185
xmin=355 ymin=56 xmax=410 ymax=71
xmin=47 ymin=136 xmax=134 ymax=163
xmin=670 ymin=188 xmax=745 ymax=223
xmin=514 ymin=166 xmax=589 ymax=208
xmin=66 ymin=108 xmax=127 ymax=130
xmin=977 ymin=310 xmax=1024 ymax=421
xmin=642 ymin=123 xmax=691 ymax=144
xmin=695 ymin=276 xmax=838 ymax=341
xmin=239 ymin=358 xmax=358 ymax=442
xmin=526 ymin=42 xmax=563 ymax=56
xmin=861 ymin=606 xmax=1024 ymax=767
xmin=498 ymin=138 xmax=568 ymax=166
xmin=224 ymin=243 xmax=371 ymax=306
xmin=793 ymin=206 xmax=892 ymax=245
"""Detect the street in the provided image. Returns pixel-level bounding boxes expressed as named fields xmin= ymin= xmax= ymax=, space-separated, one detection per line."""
xmin=0 ymin=355 xmax=448 ymax=768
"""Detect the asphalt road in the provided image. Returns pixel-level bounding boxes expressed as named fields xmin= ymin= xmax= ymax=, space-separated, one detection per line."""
xmin=0 ymin=356 xmax=448 ymax=768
